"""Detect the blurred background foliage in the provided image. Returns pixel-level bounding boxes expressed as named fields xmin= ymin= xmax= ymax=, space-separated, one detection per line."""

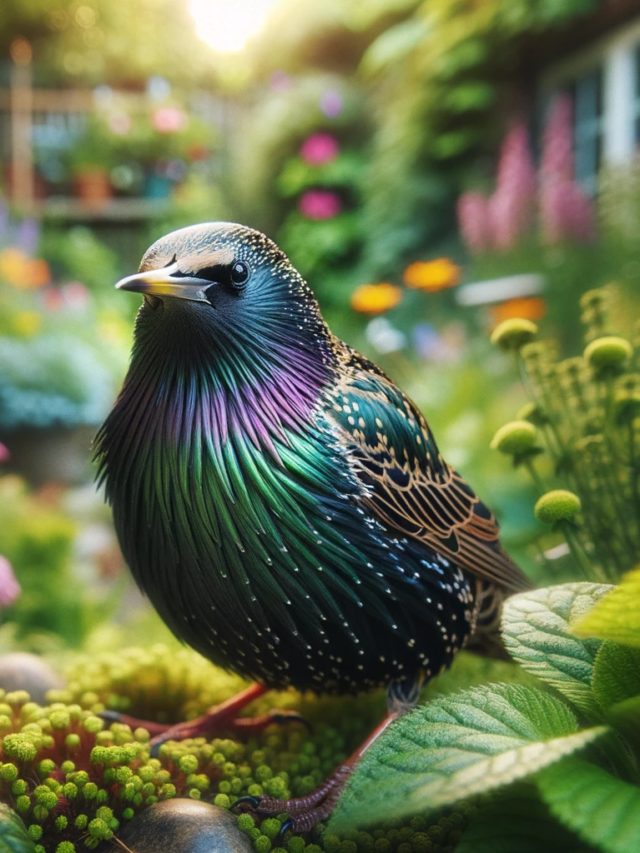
xmin=0 ymin=0 xmax=638 ymax=657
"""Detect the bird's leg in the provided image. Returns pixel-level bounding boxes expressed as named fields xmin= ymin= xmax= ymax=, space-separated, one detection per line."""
xmin=100 ymin=684 xmax=304 ymax=751
xmin=234 ymin=711 xmax=399 ymax=833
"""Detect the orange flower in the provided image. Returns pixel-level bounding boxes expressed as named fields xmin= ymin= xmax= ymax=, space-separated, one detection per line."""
xmin=0 ymin=249 xmax=50 ymax=289
xmin=490 ymin=297 xmax=547 ymax=327
xmin=403 ymin=258 xmax=461 ymax=292
xmin=351 ymin=283 xmax=402 ymax=315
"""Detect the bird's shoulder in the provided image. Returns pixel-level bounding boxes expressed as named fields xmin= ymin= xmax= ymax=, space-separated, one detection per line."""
xmin=322 ymin=344 xmax=531 ymax=593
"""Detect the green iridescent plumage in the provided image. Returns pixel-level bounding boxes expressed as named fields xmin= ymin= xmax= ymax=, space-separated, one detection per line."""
xmin=96 ymin=222 xmax=530 ymax=702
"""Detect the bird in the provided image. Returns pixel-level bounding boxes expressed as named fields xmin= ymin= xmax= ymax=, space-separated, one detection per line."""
xmin=95 ymin=222 xmax=531 ymax=831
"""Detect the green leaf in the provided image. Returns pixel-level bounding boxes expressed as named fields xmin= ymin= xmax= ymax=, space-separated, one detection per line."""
xmin=573 ymin=568 xmax=640 ymax=648
xmin=538 ymin=757 xmax=640 ymax=853
xmin=606 ymin=697 xmax=640 ymax=757
xmin=457 ymin=783 xmax=596 ymax=853
xmin=502 ymin=583 xmax=613 ymax=718
xmin=328 ymin=684 xmax=606 ymax=831
xmin=592 ymin=642 xmax=640 ymax=709
xmin=0 ymin=804 xmax=36 ymax=853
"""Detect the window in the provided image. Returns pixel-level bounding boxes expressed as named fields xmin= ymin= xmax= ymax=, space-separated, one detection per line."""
xmin=572 ymin=67 xmax=603 ymax=195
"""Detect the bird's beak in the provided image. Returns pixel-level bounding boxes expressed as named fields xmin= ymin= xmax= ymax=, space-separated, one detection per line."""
xmin=115 ymin=262 xmax=212 ymax=304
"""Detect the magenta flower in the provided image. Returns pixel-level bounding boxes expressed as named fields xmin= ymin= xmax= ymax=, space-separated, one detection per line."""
xmin=298 ymin=190 xmax=342 ymax=220
xmin=0 ymin=442 xmax=9 ymax=463
xmin=457 ymin=192 xmax=491 ymax=253
xmin=0 ymin=556 xmax=20 ymax=608
xmin=539 ymin=96 xmax=595 ymax=245
xmin=300 ymin=133 xmax=339 ymax=166
xmin=488 ymin=123 xmax=537 ymax=251
xmin=152 ymin=107 xmax=188 ymax=134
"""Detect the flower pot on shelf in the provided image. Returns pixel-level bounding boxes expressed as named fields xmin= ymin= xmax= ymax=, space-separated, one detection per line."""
xmin=73 ymin=168 xmax=112 ymax=208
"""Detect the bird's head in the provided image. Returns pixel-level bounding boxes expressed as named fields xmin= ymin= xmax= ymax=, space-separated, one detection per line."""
xmin=117 ymin=222 xmax=331 ymax=363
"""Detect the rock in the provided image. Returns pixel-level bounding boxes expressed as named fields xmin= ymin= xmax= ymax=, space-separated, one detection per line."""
xmin=106 ymin=800 xmax=254 ymax=853
xmin=0 ymin=653 xmax=65 ymax=704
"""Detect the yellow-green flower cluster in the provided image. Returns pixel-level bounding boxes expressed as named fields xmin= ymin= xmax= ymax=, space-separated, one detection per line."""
xmin=0 ymin=674 xmax=465 ymax=853
xmin=490 ymin=285 xmax=640 ymax=582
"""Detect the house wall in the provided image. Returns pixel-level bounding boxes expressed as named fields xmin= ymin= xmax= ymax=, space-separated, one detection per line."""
xmin=539 ymin=15 xmax=640 ymax=173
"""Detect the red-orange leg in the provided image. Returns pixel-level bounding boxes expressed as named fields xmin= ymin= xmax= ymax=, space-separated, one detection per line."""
xmin=234 ymin=711 xmax=399 ymax=833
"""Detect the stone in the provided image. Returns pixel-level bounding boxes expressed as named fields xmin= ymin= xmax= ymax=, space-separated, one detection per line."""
xmin=107 ymin=800 xmax=254 ymax=853
xmin=0 ymin=653 xmax=64 ymax=704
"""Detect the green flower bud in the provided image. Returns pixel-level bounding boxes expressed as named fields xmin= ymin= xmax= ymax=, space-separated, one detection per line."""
xmin=5 ymin=691 xmax=30 ymax=706
xmin=535 ymin=490 xmax=581 ymax=524
xmin=0 ymin=763 xmax=18 ymax=782
xmin=56 ymin=843 xmax=76 ymax=853
xmin=584 ymin=336 xmax=632 ymax=372
xmin=159 ymin=783 xmax=176 ymax=799
xmin=214 ymin=793 xmax=231 ymax=808
xmin=65 ymin=734 xmax=81 ymax=749
xmin=189 ymin=788 xmax=201 ymax=799
xmin=321 ymin=836 xmax=341 ymax=853
xmin=63 ymin=782 xmax=78 ymax=800
xmin=32 ymin=805 xmax=49 ymax=821
xmin=15 ymin=795 xmax=31 ymax=813
xmin=83 ymin=716 xmax=103 ymax=734
xmin=28 ymin=825 xmax=43 ymax=841
xmin=260 ymin=819 xmax=281 ymax=840
xmin=74 ymin=814 xmax=88 ymax=829
xmin=237 ymin=814 xmax=255 ymax=832
xmin=490 ymin=420 xmax=537 ymax=455
xmin=49 ymin=710 xmax=70 ymax=730
xmin=254 ymin=836 xmax=272 ymax=853
xmin=2 ymin=732 xmax=41 ymax=762
xmin=83 ymin=782 xmax=98 ymax=800
xmin=36 ymin=759 xmax=56 ymax=778
xmin=55 ymin=815 xmax=68 ymax=831
xmin=122 ymin=808 xmax=135 ymax=820
xmin=11 ymin=779 xmax=28 ymax=795
xmin=61 ymin=761 xmax=75 ymax=774
xmin=0 ymin=715 xmax=12 ymax=732
xmin=88 ymin=818 xmax=113 ymax=840
xmin=96 ymin=788 xmax=109 ymax=804
xmin=614 ymin=390 xmax=640 ymax=425
xmin=491 ymin=319 xmax=538 ymax=351
xmin=178 ymin=754 xmax=199 ymax=774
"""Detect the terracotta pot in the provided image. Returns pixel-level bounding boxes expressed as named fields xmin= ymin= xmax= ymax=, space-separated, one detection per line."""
xmin=73 ymin=169 xmax=112 ymax=207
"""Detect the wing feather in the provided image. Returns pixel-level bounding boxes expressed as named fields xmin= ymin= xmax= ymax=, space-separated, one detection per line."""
xmin=325 ymin=349 xmax=531 ymax=593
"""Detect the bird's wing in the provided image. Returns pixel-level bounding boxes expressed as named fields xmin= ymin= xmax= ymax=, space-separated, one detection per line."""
xmin=324 ymin=350 xmax=531 ymax=593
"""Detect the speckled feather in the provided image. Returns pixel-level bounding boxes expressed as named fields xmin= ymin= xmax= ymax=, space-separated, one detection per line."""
xmin=95 ymin=223 xmax=529 ymax=699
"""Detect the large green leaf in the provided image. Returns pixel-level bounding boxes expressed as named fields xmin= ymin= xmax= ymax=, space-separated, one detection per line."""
xmin=328 ymin=684 xmax=606 ymax=831
xmin=0 ymin=805 xmax=35 ymax=853
xmin=573 ymin=569 xmax=640 ymax=648
xmin=592 ymin=642 xmax=640 ymax=710
xmin=502 ymin=583 xmax=612 ymax=718
xmin=538 ymin=757 xmax=640 ymax=853
xmin=457 ymin=784 xmax=597 ymax=853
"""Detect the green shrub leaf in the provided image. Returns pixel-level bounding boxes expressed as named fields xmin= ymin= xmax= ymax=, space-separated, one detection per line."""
xmin=538 ymin=757 xmax=640 ymax=853
xmin=457 ymin=783 xmax=596 ymax=853
xmin=573 ymin=569 xmax=640 ymax=648
xmin=328 ymin=684 xmax=606 ymax=830
xmin=502 ymin=583 xmax=613 ymax=717
xmin=0 ymin=804 xmax=36 ymax=853
xmin=592 ymin=642 xmax=640 ymax=709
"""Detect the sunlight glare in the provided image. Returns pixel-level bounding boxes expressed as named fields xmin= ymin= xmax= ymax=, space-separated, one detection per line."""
xmin=189 ymin=0 xmax=281 ymax=54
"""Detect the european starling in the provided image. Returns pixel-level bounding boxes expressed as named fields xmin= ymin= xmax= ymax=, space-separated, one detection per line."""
xmin=96 ymin=223 xmax=530 ymax=829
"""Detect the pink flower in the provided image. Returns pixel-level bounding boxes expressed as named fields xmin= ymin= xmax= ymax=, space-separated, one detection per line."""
xmin=300 ymin=133 xmax=340 ymax=166
xmin=298 ymin=190 xmax=342 ymax=220
xmin=539 ymin=96 xmax=595 ymax=245
xmin=457 ymin=192 xmax=491 ymax=253
xmin=0 ymin=556 xmax=20 ymax=608
xmin=489 ymin=123 xmax=537 ymax=251
xmin=152 ymin=107 xmax=188 ymax=134
xmin=0 ymin=443 xmax=9 ymax=463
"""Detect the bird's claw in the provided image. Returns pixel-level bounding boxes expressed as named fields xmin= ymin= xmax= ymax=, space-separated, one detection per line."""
xmin=232 ymin=795 xmax=261 ymax=813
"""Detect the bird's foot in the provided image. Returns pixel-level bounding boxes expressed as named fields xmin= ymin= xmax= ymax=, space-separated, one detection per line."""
xmin=234 ymin=764 xmax=352 ymax=834
xmin=98 ymin=685 xmax=308 ymax=757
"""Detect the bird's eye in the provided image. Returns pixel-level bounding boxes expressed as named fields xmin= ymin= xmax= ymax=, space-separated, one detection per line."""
xmin=230 ymin=261 xmax=250 ymax=287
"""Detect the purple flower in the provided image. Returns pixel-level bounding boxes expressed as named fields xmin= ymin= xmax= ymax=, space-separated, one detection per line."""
xmin=298 ymin=190 xmax=342 ymax=220
xmin=300 ymin=134 xmax=339 ymax=166
xmin=457 ymin=191 xmax=491 ymax=253
xmin=0 ymin=442 xmax=9 ymax=463
xmin=15 ymin=218 xmax=40 ymax=256
xmin=320 ymin=90 xmax=343 ymax=119
xmin=0 ymin=556 xmax=20 ymax=608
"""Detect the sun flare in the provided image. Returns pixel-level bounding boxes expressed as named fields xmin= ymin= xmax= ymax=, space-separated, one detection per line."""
xmin=189 ymin=0 xmax=281 ymax=54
